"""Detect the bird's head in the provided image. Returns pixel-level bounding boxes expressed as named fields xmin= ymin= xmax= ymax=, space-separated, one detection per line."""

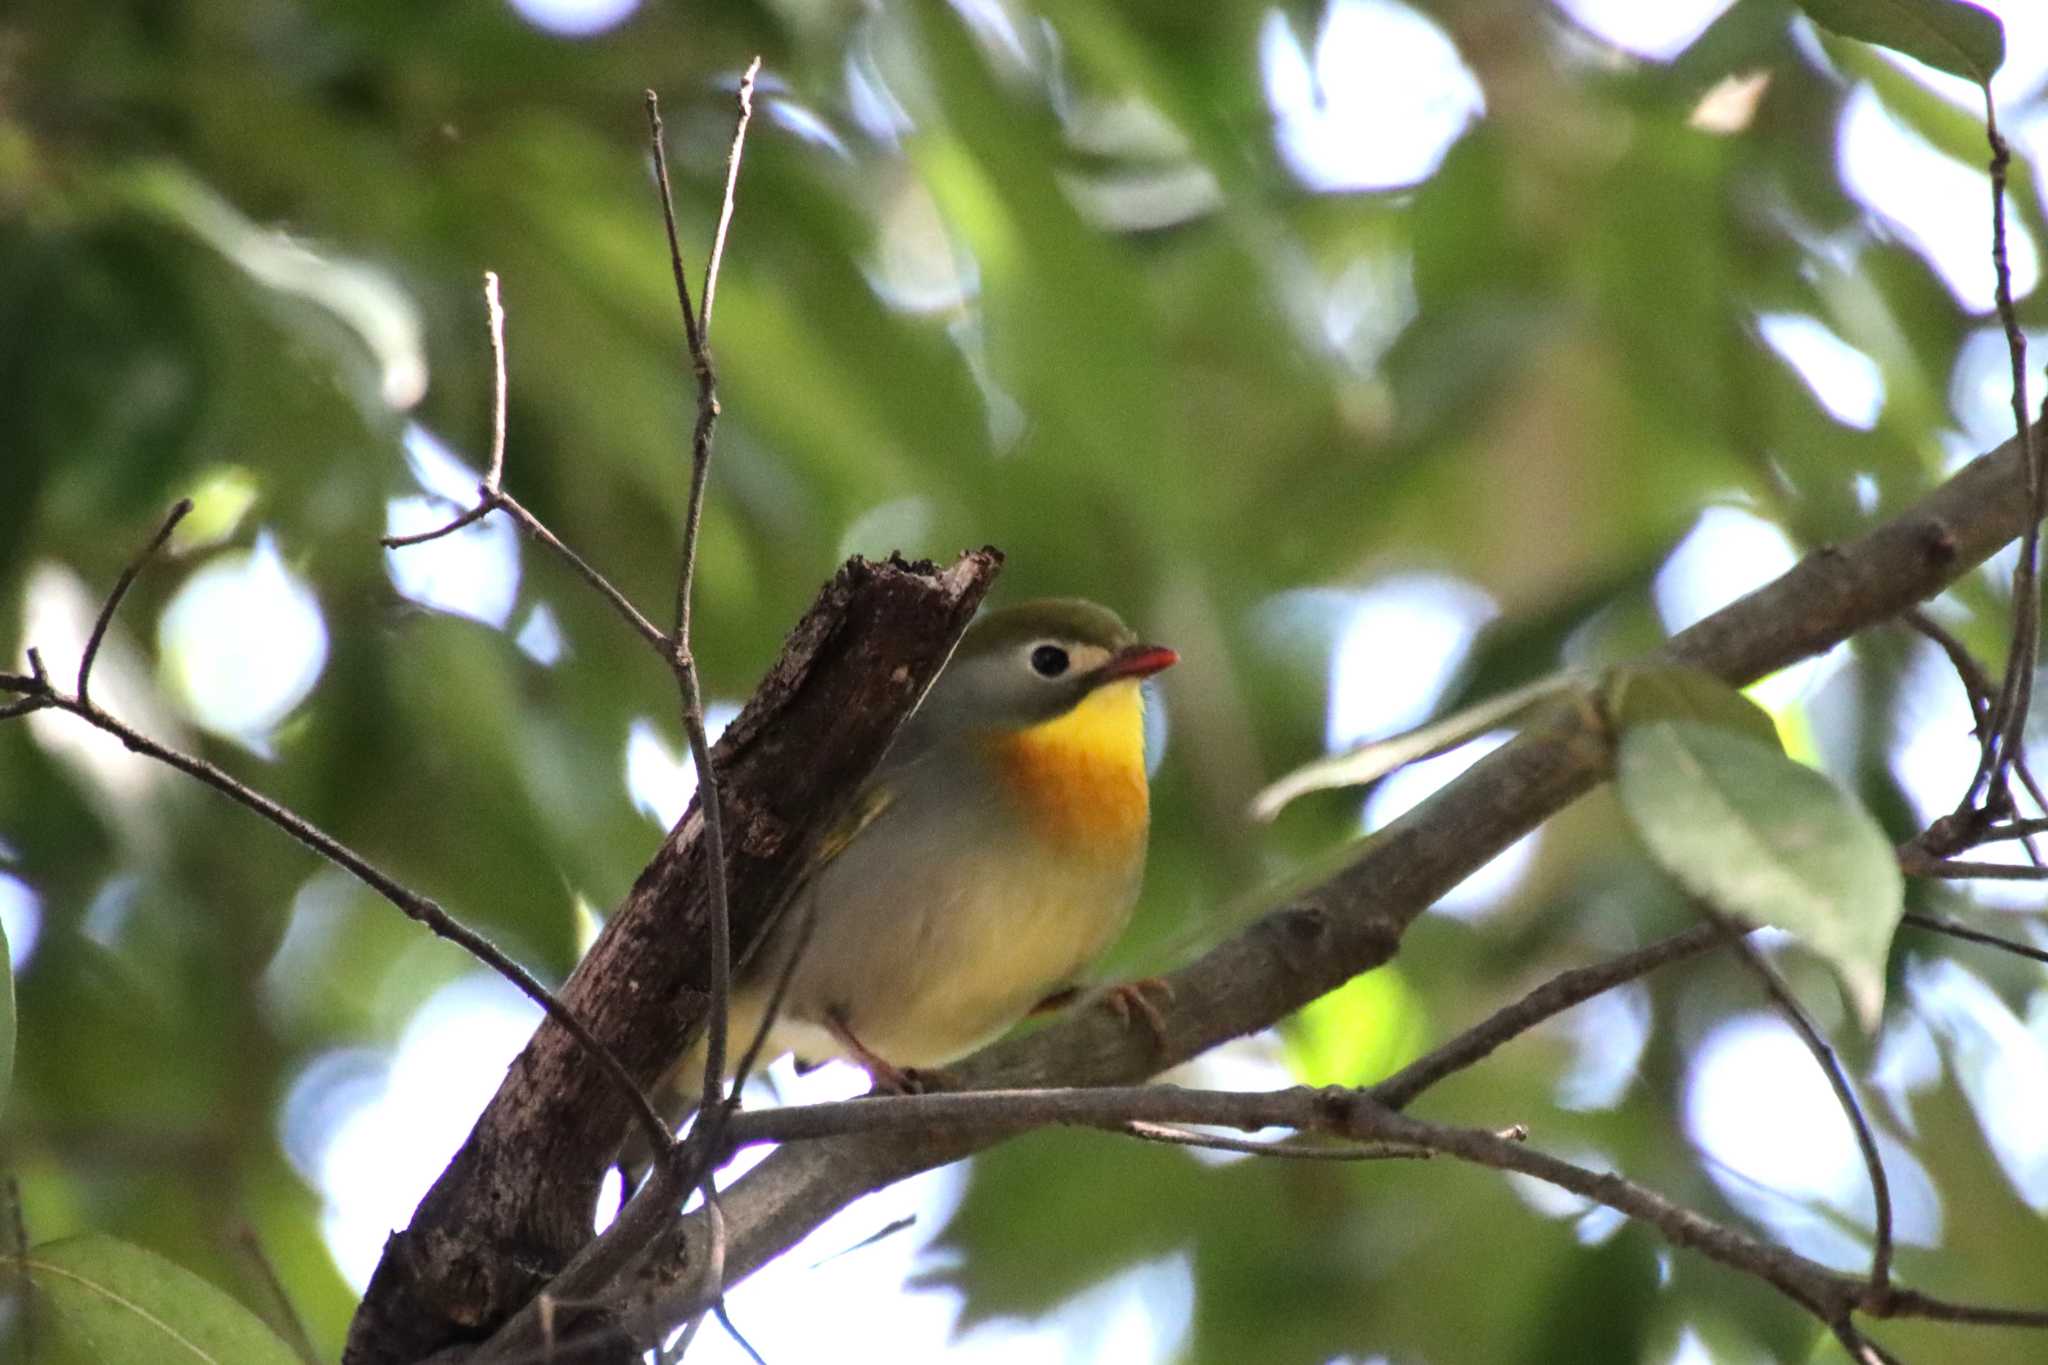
xmin=918 ymin=598 xmax=1178 ymax=738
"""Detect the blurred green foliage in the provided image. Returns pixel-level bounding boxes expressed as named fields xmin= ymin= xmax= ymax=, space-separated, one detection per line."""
xmin=3 ymin=0 xmax=2047 ymax=1361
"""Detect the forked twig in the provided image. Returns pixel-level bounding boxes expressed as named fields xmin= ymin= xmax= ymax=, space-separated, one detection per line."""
xmin=1720 ymin=929 xmax=1894 ymax=1302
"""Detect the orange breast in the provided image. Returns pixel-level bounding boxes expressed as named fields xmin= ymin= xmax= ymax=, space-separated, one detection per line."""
xmin=987 ymin=680 xmax=1151 ymax=860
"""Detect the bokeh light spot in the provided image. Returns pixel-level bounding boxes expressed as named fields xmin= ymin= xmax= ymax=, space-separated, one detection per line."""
xmin=159 ymin=531 xmax=328 ymax=753
xmin=1261 ymin=0 xmax=1484 ymax=192
xmin=505 ymin=0 xmax=639 ymax=38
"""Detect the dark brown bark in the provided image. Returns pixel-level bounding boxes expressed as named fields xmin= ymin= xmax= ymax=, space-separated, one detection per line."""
xmin=343 ymin=549 xmax=1000 ymax=1364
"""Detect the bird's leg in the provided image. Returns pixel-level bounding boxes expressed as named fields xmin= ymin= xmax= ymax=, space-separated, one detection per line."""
xmin=825 ymin=1008 xmax=925 ymax=1095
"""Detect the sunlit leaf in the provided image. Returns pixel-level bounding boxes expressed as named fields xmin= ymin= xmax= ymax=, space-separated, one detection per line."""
xmin=1616 ymin=721 xmax=1903 ymax=1027
xmin=27 ymin=1234 xmax=300 ymax=1365
xmin=1795 ymin=0 xmax=2005 ymax=84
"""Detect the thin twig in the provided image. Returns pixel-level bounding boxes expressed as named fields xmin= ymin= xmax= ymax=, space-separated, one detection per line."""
xmin=1832 ymin=1318 xmax=1904 ymax=1365
xmin=380 ymin=498 xmax=498 ymax=549
xmin=1973 ymin=92 xmax=2045 ymax=811
xmin=1903 ymin=857 xmax=2048 ymax=882
xmin=713 ymin=1301 xmax=768 ymax=1365
xmin=14 ymin=505 xmax=674 ymax=1162
xmin=482 ymin=270 xmax=510 ymax=490
xmin=644 ymin=73 xmax=762 ymax=1327
xmin=1370 ymin=920 xmax=1733 ymax=1110
xmin=1892 ymin=605 xmax=2039 ymax=859
xmin=1901 ymin=910 xmax=2048 ymax=965
xmin=700 ymin=59 xmax=761 ymax=339
xmin=379 ymin=275 xmax=671 ymax=660
xmin=1721 ymin=930 xmax=1893 ymax=1302
xmin=230 ymin=1223 xmax=320 ymax=1365
xmin=1881 ymin=1288 xmax=2048 ymax=1329
xmin=498 ymin=490 xmax=671 ymax=653
xmin=1980 ymin=816 xmax=2048 ymax=841
xmin=53 ymin=694 xmax=672 ymax=1158
xmin=77 ymin=498 xmax=191 ymax=707
xmin=1902 ymin=608 xmax=2047 ymax=865
xmin=808 ymin=1215 xmax=918 ymax=1270
xmin=1120 ymin=1120 xmax=1436 ymax=1161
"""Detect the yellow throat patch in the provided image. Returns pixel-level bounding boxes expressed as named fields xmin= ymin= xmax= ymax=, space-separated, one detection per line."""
xmin=988 ymin=679 xmax=1151 ymax=858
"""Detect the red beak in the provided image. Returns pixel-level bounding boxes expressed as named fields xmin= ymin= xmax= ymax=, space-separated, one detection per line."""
xmin=1098 ymin=643 xmax=1179 ymax=682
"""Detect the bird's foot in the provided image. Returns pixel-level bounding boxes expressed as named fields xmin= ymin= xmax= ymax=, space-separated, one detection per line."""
xmin=826 ymin=1009 xmax=943 ymax=1095
xmin=1102 ymin=977 xmax=1174 ymax=1050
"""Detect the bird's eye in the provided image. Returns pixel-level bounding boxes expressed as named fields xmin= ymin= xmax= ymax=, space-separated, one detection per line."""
xmin=1029 ymin=644 xmax=1070 ymax=678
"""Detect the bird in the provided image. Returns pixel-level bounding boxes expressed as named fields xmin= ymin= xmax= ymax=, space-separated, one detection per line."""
xmin=654 ymin=596 xmax=1177 ymax=1123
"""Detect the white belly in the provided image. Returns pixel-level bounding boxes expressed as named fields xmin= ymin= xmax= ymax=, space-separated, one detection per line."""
xmin=767 ymin=832 xmax=1144 ymax=1068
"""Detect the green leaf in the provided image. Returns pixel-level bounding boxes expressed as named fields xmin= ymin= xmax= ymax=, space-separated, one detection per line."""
xmin=1603 ymin=664 xmax=1780 ymax=749
xmin=1795 ymin=0 xmax=2005 ymax=84
xmin=26 ymin=1234 xmax=300 ymax=1365
xmin=1616 ymin=721 xmax=1903 ymax=1027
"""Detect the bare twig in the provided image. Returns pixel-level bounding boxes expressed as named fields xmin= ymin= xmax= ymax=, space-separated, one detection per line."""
xmin=379 ymin=279 xmax=672 ymax=661
xmin=77 ymin=498 xmax=191 ymax=707
xmin=8 ymin=505 xmax=674 ymax=1163
xmin=1901 ymin=910 xmax=2048 ymax=965
xmin=700 ymin=59 xmax=761 ymax=338
xmin=1370 ymin=920 xmax=1733 ymax=1110
xmin=481 ymin=270 xmax=510 ymax=489
xmin=1968 ymin=92 xmax=2045 ymax=813
xmin=1721 ymin=930 xmax=1893 ymax=1302
xmin=1901 ymin=608 xmax=2047 ymax=862
xmin=1881 ymin=1289 xmax=2048 ymax=1329
xmin=229 ymin=1223 xmax=320 ymax=1365
xmin=713 ymin=1302 xmax=768 ymax=1365
xmin=380 ymin=499 xmax=497 ymax=549
xmin=1120 ymin=1120 xmax=1431 ymax=1161
xmin=1832 ymin=1319 xmax=1904 ymax=1365
xmin=642 ymin=69 xmax=763 ymax=1332
xmin=1902 ymin=856 xmax=2048 ymax=882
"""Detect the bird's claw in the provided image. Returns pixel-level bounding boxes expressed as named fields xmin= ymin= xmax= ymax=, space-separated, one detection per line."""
xmin=1103 ymin=977 xmax=1173 ymax=1050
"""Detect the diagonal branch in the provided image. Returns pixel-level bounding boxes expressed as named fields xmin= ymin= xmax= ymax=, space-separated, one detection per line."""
xmin=77 ymin=497 xmax=192 ymax=707
xmin=380 ymin=275 xmax=672 ymax=659
xmin=1901 ymin=910 xmax=2048 ymax=965
xmin=1369 ymin=919 xmax=1733 ymax=1110
xmin=1719 ymin=927 xmax=1893 ymax=1301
